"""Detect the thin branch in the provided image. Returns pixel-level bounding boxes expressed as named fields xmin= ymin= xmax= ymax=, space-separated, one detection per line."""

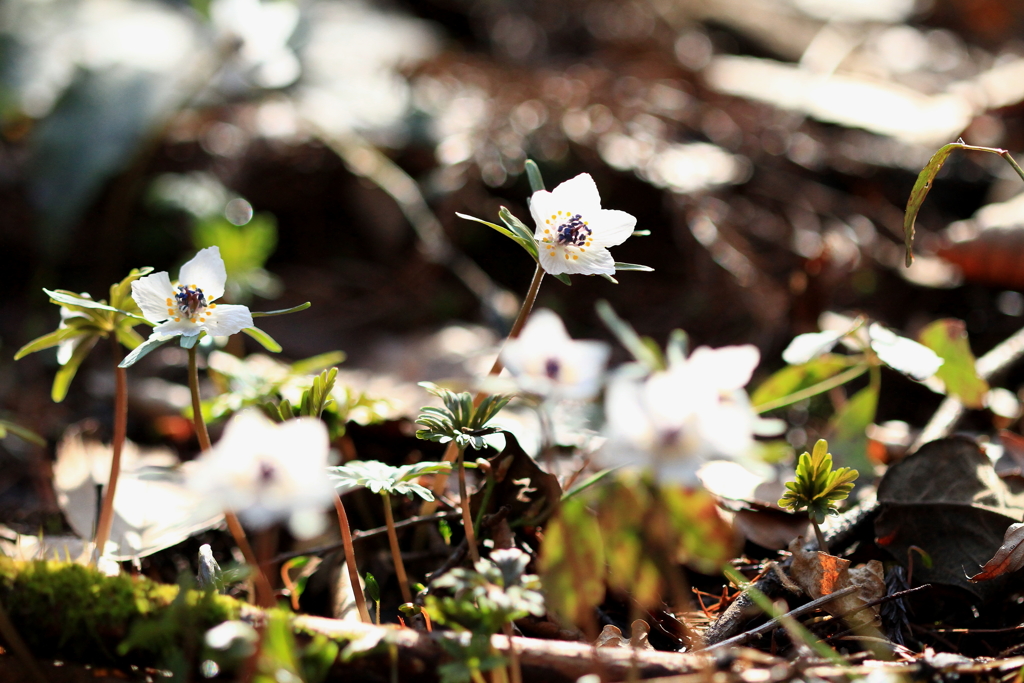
xmin=702 ymin=585 xmax=859 ymax=652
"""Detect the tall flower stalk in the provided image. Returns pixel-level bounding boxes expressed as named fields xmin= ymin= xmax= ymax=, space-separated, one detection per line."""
xmin=15 ymin=268 xmax=154 ymax=565
xmin=187 ymin=347 xmax=275 ymax=608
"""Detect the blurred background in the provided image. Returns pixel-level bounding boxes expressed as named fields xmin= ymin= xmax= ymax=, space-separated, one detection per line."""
xmin=3 ymin=0 xmax=1024 ymax=532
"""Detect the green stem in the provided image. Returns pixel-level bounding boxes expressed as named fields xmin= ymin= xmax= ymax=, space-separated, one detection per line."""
xmin=955 ymin=143 xmax=1024 ymax=183
xmin=93 ymin=340 xmax=128 ymax=564
xmin=424 ymin=264 xmax=546 ymax=510
xmin=754 ymin=364 xmax=868 ymax=414
xmin=333 ymin=492 xmax=371 ymax=623
xmin=811 ymin=518 xmax=830 ymax=555
xmin=187 ymin=345 xmax=273 ymax=608
xmin=457 ymin=447 xmax=480 ymax=564
xmin=473 ymin=462 xmax=496 ymax=537
xmin=382 ymin=492 xmax=413 ymax=604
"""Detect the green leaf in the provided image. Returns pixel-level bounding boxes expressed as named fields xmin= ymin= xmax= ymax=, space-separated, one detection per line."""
xmin=42 ymin=288 xmax=145 ymax=320
xmin=290 ymin=351 xmax=346 ymax=375
xmin=497 ymin=207 xmax=538 ymax=247
xmin=179 ymin=334 xmax=201 ymax=350
xmin=364 ymin=573 xmax=380 ymax=603
xmin=918 ymin=318 xmax=988 ymax=409
xmin=599 ymin=273 xmax=619 ymax=284
xmin=242 ymin=326 xmax=282 ymax=353
xmin=251 ymin=302 xmax=312 ymax=318
xmin=551 ymin=272 xmax=571 ymax=286
xmin=0 ymin=420 xmax=45 ymax=447
xmin=632 ymin=230 xmax=651 ymax=237
xmin=51 ymin=335 xmax=99 ymax=402
xmin=14 ymin=327 xmax=87 ymax=360
xmin=538 ymin=497 xmax=605 ymax=629
xmin=118 ymin=334 xmax=172 ymax=369
xmin=562 ymin=467 xmax=619 ymax=500
xmin=751 ymin=354 xmax=856 ymax=409
xmin=613 ymin=262 xmax=654 ymax=272
xmin=525 ymin=159 xmax=545 ymax=193
xmin=904 ymin=143 xmax=960 ymax=267
xmin=458 ymin=212 xmax=538 ymax=261
xmin=827 ymin=384 xmax=878 ymax=474
xmin=113 ymin=326 xmax=145 ymax=351
xmin=596 ymin=299 xmax=664 ymax=371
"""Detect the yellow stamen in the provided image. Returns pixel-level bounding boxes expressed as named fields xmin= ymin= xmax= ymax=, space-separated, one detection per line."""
xmin=209 ymin=304 xmax=217 ymax=309
xmin=564 ymin=254 xmax=570 ymax=259
xmin=165 ymin=298 xmax=172 ymax=305
xmin=199 ymin=318 xmax=206 ymax=323
xmin=174 ymin=317 xmax=181 ymax=322
xmin=573 ymin=255 xmax=579 ymax=260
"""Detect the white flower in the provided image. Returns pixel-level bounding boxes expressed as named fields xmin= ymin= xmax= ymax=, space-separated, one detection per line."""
xmin=500 ymin=309 xmax=610 ymax=400
xmin=530 ymin=174 xmax=636 ymax=276
xmin=782 ymin=322 xmax=943 ymax=381
xmin=601 ymin=345 xmax=767 ymax=484
xmin=185 ymin=410 xmax=335 ymax=539
xmin=131 ymin=246 xmax=253 ymax=339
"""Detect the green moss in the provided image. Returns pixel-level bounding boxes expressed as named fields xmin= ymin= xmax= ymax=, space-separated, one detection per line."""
xmin=0 ymin=557 xmax=238 ymax=666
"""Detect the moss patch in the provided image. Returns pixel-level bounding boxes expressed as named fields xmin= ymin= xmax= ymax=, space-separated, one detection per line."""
xmin=0 ymin=557 xmax=238 ymax=666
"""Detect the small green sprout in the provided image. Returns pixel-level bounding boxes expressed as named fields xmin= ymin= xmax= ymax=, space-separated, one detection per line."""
xmin=414 ymin=382 xmax=510 ymax=451
xmin=15 ymin=268 xmax=154 ymax=401
xmin=778 ymin=439 xmax=859 ymax=554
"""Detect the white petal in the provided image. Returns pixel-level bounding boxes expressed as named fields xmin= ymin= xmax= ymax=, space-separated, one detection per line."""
xmin=686 ymin=345 xmax=760 ymax=391
xmin=178 ymin=247 xmax=227 ymax=301
xmin=153 ymin=319 xmax=199 ymax=337
xmin=131 ymin=271 xmax=175 ymax=323
xmin=288 ymin=509 xmax=327 ymax=540
xmin=516 ymin=309 xmax=571 ymax=347
xmin=782 ymin=330 xmax=844 ymax=365
xmin=588 ymin=209 xmax=636 ymax=248
xmin=549 ymin=173 xmax=602 ymax=213
xmin=869 ymin=323 xmax=943 ymax=380
xmin=540 ymin=246 xmax=615 ymax=275
xmin=199 ymin=304 xmax=253 ymax=337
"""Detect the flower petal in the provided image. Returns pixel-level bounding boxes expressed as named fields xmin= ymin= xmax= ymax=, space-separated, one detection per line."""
xmin=588 ymin=209 xmax=637 ymax=247
xmin=178 ymin=246 xmax=227 ymax=301
xmin=686 ymin=345 xmax=760 ymax=391
xmin=131 ymin=271 xmax=175 ymax=322
xmin=782 ymin=330 xmax=844 ymax=365
xmin=153 ymin=319 xmax=200 ymax=337
xmin=549 ymin=173 xmax=602 ymax=213
xmin=200 ymin=304 xmax=253 ymax=337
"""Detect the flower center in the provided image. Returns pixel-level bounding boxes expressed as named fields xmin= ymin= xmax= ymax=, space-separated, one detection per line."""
xmin=554 ymin=214 xmax=591 ymax=247
xmin=544 ymin=357 xmax=561 ymax=380
xmin=176 ymin=285 xmax=208 ymax=317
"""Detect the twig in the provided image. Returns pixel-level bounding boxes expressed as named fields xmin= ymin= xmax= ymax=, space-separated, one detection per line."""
xmin=913 ymin=322 xmax=1024 ymax=450
xmin=271 ymin=511 xmax=462 ymax=565
xmin=702 ymin=585 xmax=859 ymax=652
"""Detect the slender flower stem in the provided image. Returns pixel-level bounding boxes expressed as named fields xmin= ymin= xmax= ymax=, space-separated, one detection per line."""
xmin=93 ymin=340 xmax=128 ymax=564
xmin=333 ymin=492 xmax=371 ymax=623
xmin=425 ymin=264 xmax=546 ymax=509
xmin=456 ymin=447 xmax=480 ymax=564
xmin=382 ymin=491 xmax=413 ymax=605
xmin=187 ymin=345 xmax=274 ymax=608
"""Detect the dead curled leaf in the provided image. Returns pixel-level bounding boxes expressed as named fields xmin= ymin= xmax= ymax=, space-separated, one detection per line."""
xmin=874 ymin=436 xmax=1024 ymax=601
xmin=968 ymin=522 xmax=1024 ymax=582
xmin=789 ymin=540 xmax=885 ymax=632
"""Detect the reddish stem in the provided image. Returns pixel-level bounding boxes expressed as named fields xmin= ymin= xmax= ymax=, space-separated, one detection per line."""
xmin=93 ymin=340 xmax=127 ymax=563
xmin=334 ymin=492 xmax=372 ymax=622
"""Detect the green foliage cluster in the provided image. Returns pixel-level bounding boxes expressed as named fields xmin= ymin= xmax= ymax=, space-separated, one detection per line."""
xmin=415 ymin=382 xmax=511 ymax=451
xmin=15 ymin=268 xmax=154 ymax=401
xmin=328 ymin=460 xmax=454 ymax=501
xmin=778 ymin=439 xmax=858 ymax=524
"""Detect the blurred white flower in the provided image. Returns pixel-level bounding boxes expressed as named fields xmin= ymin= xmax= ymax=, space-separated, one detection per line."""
xmin=530 ymin=174 xmax=636 ymax=276
xmin=500 ymin=309 xmax=610 ymax=400
xmin=186 ymin=410 xmax=335 ymax=538
xmin=782 ymin=322 xmax=943 ymax=381
xmin=131 ymin=246 xmax=253 ymax=340
xmin=210 ymin=0 xmax=301 ymax=89
xmin=600 ymin=345 xmax=767 ymax=484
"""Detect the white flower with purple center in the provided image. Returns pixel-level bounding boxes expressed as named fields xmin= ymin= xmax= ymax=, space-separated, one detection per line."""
xmin=185 ymin=409 xmax=336 ymax=539
xmin=500 ymin=309 xmax=610 ymax=401
xmin=131 ymin=246 xmax=253 ymax=340
xmin=601 ymin=345 xmax=769 ymax=484
xmin=530 ymin=174 xmax=637 ymax=276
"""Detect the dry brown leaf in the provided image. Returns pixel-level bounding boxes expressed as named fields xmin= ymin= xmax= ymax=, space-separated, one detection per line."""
xmin=789 ymin=540 xmax=884 ymax=632
xmin=968 ymin=522 xmax=1024 ymax=582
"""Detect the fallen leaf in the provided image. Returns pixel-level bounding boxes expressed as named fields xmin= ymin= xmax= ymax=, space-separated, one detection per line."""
xmin=875 ymin=436 xmax=1024 ymax=600
xmin=789 ymin=541 xmax=885 ymax=633
xmin=968 ymin=522 xmax=1024 ymax=582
